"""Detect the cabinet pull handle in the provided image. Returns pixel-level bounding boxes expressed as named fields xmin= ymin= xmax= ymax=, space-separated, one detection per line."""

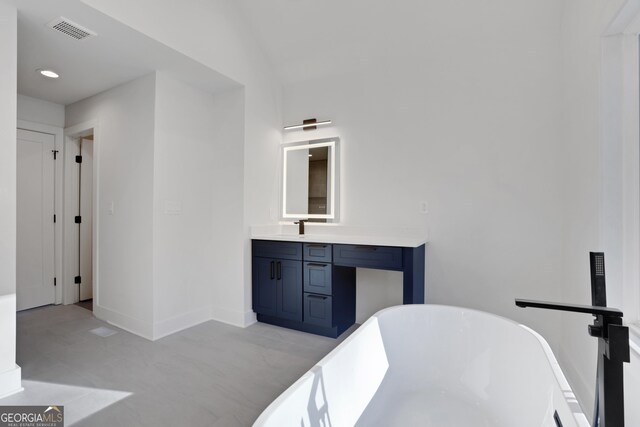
xmin=270 ymin=261 xmax=275 ymax=280
xmin=308 ymin=244 xmax=328 ymax=248
xmin=307 ymin=263 xmax=328 ymax=267
xmin=307 ymin=294 xmax=328 ymax=300
xmin=276 ymin=261 xmax=281 ymax=280
xmin=355 ymin=245 xmax=378 ymax=251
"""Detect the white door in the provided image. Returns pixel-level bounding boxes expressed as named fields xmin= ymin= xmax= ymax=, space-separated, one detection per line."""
xmin=16 ymin=129 xmax=55 ymax=311
xmin=79 ymin=139 xmax=93 ymax=301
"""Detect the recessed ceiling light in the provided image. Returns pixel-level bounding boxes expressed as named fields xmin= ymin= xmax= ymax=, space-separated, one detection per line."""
xmin=37 ymin=69 xmax=59 ymax=79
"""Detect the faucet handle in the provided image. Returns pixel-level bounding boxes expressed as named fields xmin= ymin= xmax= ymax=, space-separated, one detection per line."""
xmin=607 ymin=324 xmax=631 ymax=363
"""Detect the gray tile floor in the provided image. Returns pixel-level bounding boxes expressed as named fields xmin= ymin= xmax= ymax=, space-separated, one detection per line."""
xmin=1 ymin=305 xmax=354 ymax=426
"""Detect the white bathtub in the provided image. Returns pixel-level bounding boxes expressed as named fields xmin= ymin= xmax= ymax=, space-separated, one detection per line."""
xmin=253 ymin=305 xmax=590 ymax=427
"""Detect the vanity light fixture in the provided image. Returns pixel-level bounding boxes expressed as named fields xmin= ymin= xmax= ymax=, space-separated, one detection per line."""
xmin=37 ymin=69 xmax=59 ymax=79
xmin=284 ymin=118 xmax=331 ymax=131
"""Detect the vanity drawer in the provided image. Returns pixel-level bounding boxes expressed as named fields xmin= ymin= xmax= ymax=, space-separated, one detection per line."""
xmin=252 ymin=240 xmax=302 ymax=261
xmin=333 ymin=244 xmax=403 ymax=270
xmin=303 ymin=293 xmax=332 ymax=328
xmin=304 ymin=262 xmax=332 ymax=295
xmin=303 ymin=243 xmax=332 ymax=262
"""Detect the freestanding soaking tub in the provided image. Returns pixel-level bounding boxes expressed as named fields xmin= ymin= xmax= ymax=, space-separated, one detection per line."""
xmin=253 ymin=305 xmax=590 ymax=427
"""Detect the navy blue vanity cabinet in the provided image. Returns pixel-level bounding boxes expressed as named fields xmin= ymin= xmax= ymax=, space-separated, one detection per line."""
xmin=301 ymin=243 xmax=356 ymax=337
xmin=252 ymin=257 xmax=278 ymax=317
xmin=302 ymin=259 xmax=356 ymax=337
xmin=303 ymin=293 xmax=332 ymax=328
xmin=252 ymin=239 xmax=425 ymax=338
xmin=277 ymin=259 xmax=303 ymax=321
xmin=252 ymin=240 xmax=356 ymax=338
xmin=333 ymin=244 xmax=403 ymax=270
xmin=252 ymin=241 xmax=303 ymax=322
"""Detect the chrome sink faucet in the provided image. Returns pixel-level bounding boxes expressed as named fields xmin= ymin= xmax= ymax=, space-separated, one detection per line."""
xmin=294 ymin=220 xmax=307 ymax=235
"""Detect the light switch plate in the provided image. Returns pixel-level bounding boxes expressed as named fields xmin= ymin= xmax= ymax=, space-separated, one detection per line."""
xmin=164 ymin=200 xmax=182 ymax=215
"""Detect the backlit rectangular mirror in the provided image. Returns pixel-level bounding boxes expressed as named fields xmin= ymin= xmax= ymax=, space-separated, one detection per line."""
xmin=282 ymin=138 xmax=337 ymax=221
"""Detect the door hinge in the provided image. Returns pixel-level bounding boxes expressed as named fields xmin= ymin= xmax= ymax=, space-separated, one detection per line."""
xmin=52 ymin=150 xmax=59 ymax=160
xmin=74 ymin=276 xmax=81 ymax=284
xmin=75 ymin=216 xmax=82 ymax=224
xmin=75 ymin=155 xmax=83 ymax=164
xmin=54 ymin=277 xmax=57 ymax=287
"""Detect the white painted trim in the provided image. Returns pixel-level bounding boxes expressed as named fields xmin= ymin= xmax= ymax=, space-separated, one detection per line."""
xmin=210 ymin=305 xmax=256 ymax=328
xmin=0 ymin=365 xmax=22 ymax=399
xmin=244 ymin=310 xmax=257 ymax=327
xmin=601 ymin=3 xmax=640 ymax=325
xmin=604 ymin=0 xmax=640 ymax=35
xmin=282 ymin=140 xmax=336 ymax=219
xmin=152 ymin=306 xmax=211 ymax=340
xmin=93 ymin=303 xmax=154 ymax=340
xmin=94 ymin=304 xmax=255 ymax=340
xmin=16 ymin=120 xmax=64 ymax=305
xmin=63 ymin=120 xmax=100 ymax=306
xmin=620 ymin=34 xmax=640 ymax=323
xmin=629 ymin=323 xmax=640 ymax=355
xmin=0 ymin=293 xmax=21 ymax=398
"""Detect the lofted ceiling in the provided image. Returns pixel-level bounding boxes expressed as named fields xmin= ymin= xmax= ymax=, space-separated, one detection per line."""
xmin=236 ymin=0 xmax=437 ymax=84
xmin=14 ymin=0 xmax=238 ymax=106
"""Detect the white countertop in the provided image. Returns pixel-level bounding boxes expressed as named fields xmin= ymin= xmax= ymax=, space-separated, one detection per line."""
xmin=251 ymin=225 xmax=427 ymax=248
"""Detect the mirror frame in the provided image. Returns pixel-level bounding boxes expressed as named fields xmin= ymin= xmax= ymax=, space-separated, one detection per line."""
xmin=282 ymin=139 xmax=337 ymax=220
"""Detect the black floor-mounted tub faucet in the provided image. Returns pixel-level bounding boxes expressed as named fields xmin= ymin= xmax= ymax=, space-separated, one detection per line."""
xmin=516 ymin=252 xmax=630 ymax=427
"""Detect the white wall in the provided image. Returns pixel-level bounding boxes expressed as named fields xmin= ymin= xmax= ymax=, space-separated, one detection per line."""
xmin=66 ymin=74 xmax=157 ymax=338
xmin=17 ymin=94 xmax=64 ymax=128
xmin=207 ymin=87 xmax=246 ymax=325
xmin=152 ymin=72 xmax=237 ymax=337
xmin=558 ymin=0 xmax=640 ymax=422
xmin=0 ymin=2 xmax=17 ymax=299
xmin=81 ymin=0 xmax=283 ymax=326
xmin=65 ymin=71 xmax=246 ymax=338
xmin=282 ymin=0 xmax=567 ymax=335
xmin=0 ymin=1 xmax=21 ymax=398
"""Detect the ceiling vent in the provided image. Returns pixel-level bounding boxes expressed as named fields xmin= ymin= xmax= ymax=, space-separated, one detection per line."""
xmin=47 ymin=17 xmax=97 ymax=41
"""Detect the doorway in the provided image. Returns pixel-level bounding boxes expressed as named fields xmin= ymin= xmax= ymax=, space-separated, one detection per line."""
xmin=16 ymin=129 xmax=56 ymax=311
xmin=64 ymin=123 xmax=98 ymax=311
xmin=76 ymin=136 xmax=93 ymax=310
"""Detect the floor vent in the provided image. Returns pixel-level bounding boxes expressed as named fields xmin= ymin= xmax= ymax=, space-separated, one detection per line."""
xmin=90 ymin=327 xmax=117 ymax=338
xmin=47 ymin=17 xmax=97 ymax=41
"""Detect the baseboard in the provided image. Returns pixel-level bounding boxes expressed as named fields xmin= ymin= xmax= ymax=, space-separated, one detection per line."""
xmin=94 ymin=303 xmax=256 ymax=339
xmin=93 ymin=304 xmax=154 ymax=340
xmin=152 ymin=306 xmax=211 ymax=340
xmin=558 ymin=351 xmax=594 ymax=416
xmin=244 ymin=310 xmax=257 ymax=327
xmin=0 ymin=365 xmax=22 ymax=399
xmin=210 ymin=306 xmax=256 ymax=328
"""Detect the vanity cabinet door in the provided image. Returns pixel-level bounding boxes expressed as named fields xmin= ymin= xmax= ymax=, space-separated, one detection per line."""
xmin=252 ymin=257 xmax=277 ymax=317
xmin=304 ymin=262 xmax=332 ymax=295
xmin=303 ymin=293 xmax=332 ymax=328
xmin=277 ymin=259 xmax=303 ymax=322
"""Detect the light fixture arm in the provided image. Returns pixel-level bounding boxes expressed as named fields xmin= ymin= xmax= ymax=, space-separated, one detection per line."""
xmin=283 ymin=118 xmax=331 ymax=131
